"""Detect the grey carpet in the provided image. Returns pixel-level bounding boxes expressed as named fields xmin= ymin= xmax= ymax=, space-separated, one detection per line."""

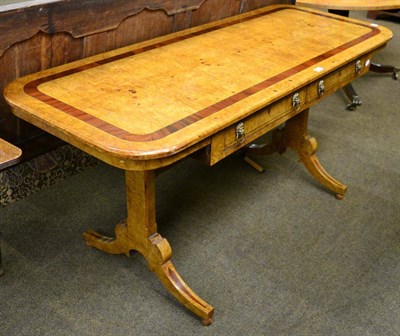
xmin=1 ymin=11 xmax=399 ymax=336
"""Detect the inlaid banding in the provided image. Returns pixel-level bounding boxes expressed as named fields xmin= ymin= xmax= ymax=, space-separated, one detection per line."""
xmin=167 ymin=267 xmax=208 ymax=309
xmin=23 ymin=7 xmax=380 ymax=143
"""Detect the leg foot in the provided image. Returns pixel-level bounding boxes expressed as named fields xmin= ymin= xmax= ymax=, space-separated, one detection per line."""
xmin=343 ymin=84 xmax=362 ymax=111
xmin=335 ymin=193 xmax=344 ymax=200
xmin=142 ymin=233 xmax=214 ymax=324
xmin=202 ymin=317 xmax=213 ymax=326
xmin=297 ymin=136 xmax=347 ymax=198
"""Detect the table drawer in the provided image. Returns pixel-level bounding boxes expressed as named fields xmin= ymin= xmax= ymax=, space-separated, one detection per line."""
xmin=307 ymin=53 xmax=373 ymax=104
xmin=209 ymin=89 xmax=307 ymax=165
xmin=208 ymin=53 xmax=373 ymax=166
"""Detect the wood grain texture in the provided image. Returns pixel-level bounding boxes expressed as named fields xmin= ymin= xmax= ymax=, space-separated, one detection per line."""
xmin=241 ymin=0 xmax=294 ymax=12
xmin=4 ymin=5 xmax=392 ymax=170
xmin=191 ymin=0 xmax=241 ymax=26
xmin=296 ymin=0 xmax=400 ymax=11
xmin=0 ymin=138 xmax=21 ymax=170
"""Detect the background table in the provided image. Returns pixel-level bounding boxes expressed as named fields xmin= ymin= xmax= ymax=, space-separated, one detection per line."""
xmin=297 ymin=0 xmax=400 ymax=109
xmin=296 ymin=0 xmax=400 ymax=11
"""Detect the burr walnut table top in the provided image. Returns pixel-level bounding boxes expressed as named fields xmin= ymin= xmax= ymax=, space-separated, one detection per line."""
xmin=296 ymin=0 xmax=400 ymax=11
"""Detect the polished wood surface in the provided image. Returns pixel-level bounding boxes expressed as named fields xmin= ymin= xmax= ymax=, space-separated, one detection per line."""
xmin=296 ymin=0 xmax=400 ymax=10
xmin=0 ymin=137 xmax=21 ymax=170
xmin=3 ymin=4 xmax=393 ymax=324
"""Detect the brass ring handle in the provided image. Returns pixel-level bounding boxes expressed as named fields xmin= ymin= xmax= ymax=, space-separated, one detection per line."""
xmin=235 ymin=122 xmax=246 ymax=143
xmin=317 ymin=80 xmax=325 ymax=97
xmin=355 ymin=59 xmax=362 ymax=74
xmin=292 ymin=92 xmax=301 ymax=111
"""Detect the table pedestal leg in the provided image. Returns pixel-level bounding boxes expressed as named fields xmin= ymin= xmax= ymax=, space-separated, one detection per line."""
xmin=246 ymin=109 xmax=347 ymax=199
xmin=343 ymin=84 xmax=362 ymax=111
xmin=370 ymin=63 xmax=399 ymax=80
xmin=84 ymin=170 xmax=214 ymax=325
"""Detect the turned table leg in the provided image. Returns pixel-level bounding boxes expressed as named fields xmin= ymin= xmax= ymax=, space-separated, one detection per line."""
xmin=246 ymin=109 xmax=347 ymax=199
xmin=84 ymin=170 xmax=214 ymax=325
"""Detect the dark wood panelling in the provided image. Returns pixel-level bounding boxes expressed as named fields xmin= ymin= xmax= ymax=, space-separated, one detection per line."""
xmin=114 ymin=9 xmax=175 ymax=50
xmin=173 ymin=11 xmax=194 ymax=32
xmin=48 ymin=32 xmax=83 ymax=67
xmin=0 ymin=0 xmax=207 ymax=56
xmin=241 ymin=0 xmax=294 ymax=12
xmin=191 ymin=0 xmax=241 ymax=27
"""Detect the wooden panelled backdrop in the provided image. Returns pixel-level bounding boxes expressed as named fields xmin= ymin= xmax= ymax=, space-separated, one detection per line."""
xmin=0 ymin=0 xmax=293 ymax=160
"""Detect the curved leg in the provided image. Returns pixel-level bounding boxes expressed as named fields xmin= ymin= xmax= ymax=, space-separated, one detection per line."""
xmin=284 ymin=109 xmax=347 ymax=199
xmin=343 ymin=84 xmax=362 ymax=111
xmin=245 ymin=111 xmax=347 ymax=199
xmin=370 ymin=63 xmax=399 ymax=80
xmin=84 ymin=221 xmax=131 ymax=256
xmin=84 ymin=170 xmax=214 ymax=324
xmin=144 ymin=233 xmax=214 ymax=325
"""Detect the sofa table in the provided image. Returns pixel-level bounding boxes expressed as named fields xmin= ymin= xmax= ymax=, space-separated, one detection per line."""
xmin=297 ymin=0 xmax=400 ymax=109
xmin=4 ymin=5 xmax=392 ymax=324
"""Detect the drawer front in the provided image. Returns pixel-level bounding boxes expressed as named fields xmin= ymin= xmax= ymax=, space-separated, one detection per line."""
xmin=209 ymin=89 xmax=307 ymax=165
xmin=209 ymin=53 xmax=373 ymax=166
xmin=307 ymin=53 xmax=373 ymax=104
